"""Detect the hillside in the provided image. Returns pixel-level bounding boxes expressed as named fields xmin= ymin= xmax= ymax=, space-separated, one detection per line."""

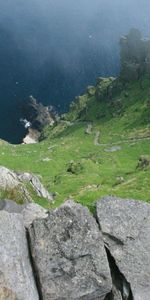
xmin=0 ymin=29 xmax=150 ymax=211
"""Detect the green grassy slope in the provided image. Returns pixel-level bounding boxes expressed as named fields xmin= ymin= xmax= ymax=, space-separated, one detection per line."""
xmin=0 ymin=75 xmax=150 ymax=210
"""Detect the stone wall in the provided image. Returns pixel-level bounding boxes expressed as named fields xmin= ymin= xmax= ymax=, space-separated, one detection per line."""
xmin=0 ymin=197 xmax=149 ymax=300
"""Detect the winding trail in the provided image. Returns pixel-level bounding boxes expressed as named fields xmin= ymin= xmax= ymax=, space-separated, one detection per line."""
xmin=94 ymin=135 xmax=150 ymax=147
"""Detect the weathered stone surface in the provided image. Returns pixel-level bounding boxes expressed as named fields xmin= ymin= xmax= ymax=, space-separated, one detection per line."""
xmin=96 ymin=196 xmax=150 ymax=300
xmin=21 ymin=203 xmax=48 ymax=228
xmin=0 ymin=166 xmax=19 ymax=189
xmin=0 ymin=199 xmax=48 ymax=228
xmin=0 ymin=199 xmax=25 ymax=213
xmin=18 ymin=172 xmax=53 ymax=201
xmin=29 ymin=200 xmax=112 ymax=300
xmin=0 ymin=287 xmax=18 ymax=300
xmin=0 ymin=211 xmax=39 ymax=300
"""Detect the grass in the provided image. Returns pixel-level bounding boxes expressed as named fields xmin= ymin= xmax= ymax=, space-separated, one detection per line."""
xmin=0 ymin=76 xmax=150 ymax=209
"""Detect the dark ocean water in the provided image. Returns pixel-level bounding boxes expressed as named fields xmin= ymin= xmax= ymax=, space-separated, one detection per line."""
xmin=0 ymin=27 xmax=119 ymax=143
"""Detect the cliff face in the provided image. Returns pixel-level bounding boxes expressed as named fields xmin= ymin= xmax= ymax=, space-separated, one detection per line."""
xmin=120 ymin=28 xmax=150 ymax=81
xmin=21 ymin=96 xmax=56 ymax=143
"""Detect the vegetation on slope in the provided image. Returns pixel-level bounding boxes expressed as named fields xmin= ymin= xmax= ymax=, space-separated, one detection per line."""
xmin=0 ymin=75 xmax=150 ymax=211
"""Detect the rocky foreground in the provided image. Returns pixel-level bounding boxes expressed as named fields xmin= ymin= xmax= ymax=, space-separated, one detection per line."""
xmin=0 ymin=197 xmax=149 ymax=300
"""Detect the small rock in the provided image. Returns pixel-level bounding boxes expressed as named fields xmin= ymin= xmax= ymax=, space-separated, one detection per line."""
xmin=67 ymin=161 xmax=83 ymax=175
xmin=115 ymin=176 xmax=125 ymax=185
xmin=42 ymin=157 xmax=51 ymax=162
xmin=105 ymin=146 xmax=122 ymax=152
xmin=136 ymin=155 xmax=150 ymax=169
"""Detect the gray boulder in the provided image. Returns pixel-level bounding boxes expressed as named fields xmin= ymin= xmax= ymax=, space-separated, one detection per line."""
xmin=18 ymin=172 xmax=53 ymax=201
xmin=0 ymin=166 xmax=53 ymax=202
xmin=0 ymin=167 xmax=19 ymax=189
xmin=96 ymin=196 xmax=150 ymax=300
xmin=0 ymin=211 xmax=39 ymax=300
xmin=29 ymin=200 xmax=112 ymax=300
xmin=0 ymin=199 xmax=48 ymax=228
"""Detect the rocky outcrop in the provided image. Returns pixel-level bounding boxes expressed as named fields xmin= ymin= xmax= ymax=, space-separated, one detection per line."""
xmin=28 ymin=200 xmax=112 ymax=300
xmin=0 ymin=167 xmax=19 ymax=190
xmin=22 ymin=95 xmax=55 ymax=130
xmin=120 ymin=28 xmax=150 ymax=81
xmin=94 ymin=29 xmax=150 ymax=103
xmin=96 ymin=196 xmax=150 ymax=300
xmin=0 ymin=166 xmax=53 ymax=203
xmin=18 ymin=172 xmax=53 ymax=201
xmin=0 ymin=197 xmax=149 ymax=299
xmin=95 ymin=77 xmax=116 ymax=102
xmin=21 ymin=96 xmax=57 ymax=143
xmin=23 ymin=128 xmax=40 ymax=144
xmin=0 ymin=211 xmax=39 ymax=300
xmin=95 ymin=29 xmax=150 ymax=104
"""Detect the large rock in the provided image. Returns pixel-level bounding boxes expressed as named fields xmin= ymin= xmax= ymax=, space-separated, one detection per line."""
xmin=0 ymin=166 xmax=53 ymax=202
xmin=0 ymin=211 xmax=39 ymax=300
xmin=18 ymin=172 xmax=53 ymax=201
xmin=0 ymin=167 xmax=19 ymax=189
xmin=29 ymin=200 xmax=112 ymax=300
xmin=96 ymin=196 xmax=150 ymax=300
